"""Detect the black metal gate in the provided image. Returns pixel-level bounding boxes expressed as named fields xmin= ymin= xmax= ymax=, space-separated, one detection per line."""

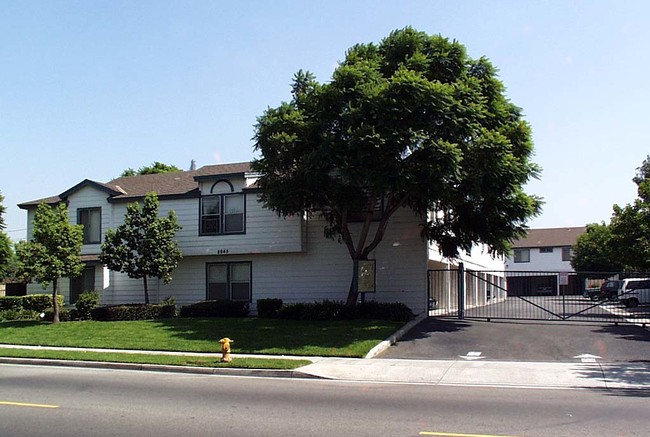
xmin=428 ymin=265 xmax=650 ymax=325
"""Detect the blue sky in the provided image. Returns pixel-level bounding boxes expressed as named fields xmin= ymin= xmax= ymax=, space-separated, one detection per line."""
xmin=2 ymin=1 xmax=649 ymax=241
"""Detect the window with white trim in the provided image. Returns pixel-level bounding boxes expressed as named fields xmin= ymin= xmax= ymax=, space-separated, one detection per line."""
xmin=200 ymin=193 xmax=245 ymax=235
xmin=206 ymin=262 xmax=251 ymax=301
xmin=513 ymin=248 xmax=530 ymax=263
xmin=78 ymin=208 xmax=101 ymax=244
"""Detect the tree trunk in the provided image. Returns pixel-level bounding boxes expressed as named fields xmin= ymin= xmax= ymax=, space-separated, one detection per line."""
xmin=143 ymin=276 xmax=150 ymax=304
xmin=52 ymin=279 xmax=59 ymax=324
xmin=345 ymin=255 xmax=368 ymax=306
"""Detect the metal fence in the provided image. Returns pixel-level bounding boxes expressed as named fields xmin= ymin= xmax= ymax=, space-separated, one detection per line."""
xmin=428 ymin=266 xmax=650 ymax=325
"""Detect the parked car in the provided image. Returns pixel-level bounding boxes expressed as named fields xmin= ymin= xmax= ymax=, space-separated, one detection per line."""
xmin=617 ymin=278 xmax=650 ymax=308
xmin=599 ymin=280 xmax=623 ymax=301
xmin=583 ymin=287 xmax=601 ymax=300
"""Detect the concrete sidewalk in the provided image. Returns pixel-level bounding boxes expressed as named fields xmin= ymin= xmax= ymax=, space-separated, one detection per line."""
xmin=1 ymin=344 xmax=650 ymax=389
xmin=297 ymin=358 xmax=650 ymax=390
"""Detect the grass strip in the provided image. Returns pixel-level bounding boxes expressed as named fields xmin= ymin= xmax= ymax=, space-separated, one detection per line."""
xmin=0 ymin=348 xmax=311 ymax=369
xmin=0 ymin=318 xmax=402 ymax=357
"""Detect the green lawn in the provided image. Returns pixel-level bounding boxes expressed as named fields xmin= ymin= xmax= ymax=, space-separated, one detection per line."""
xmin=0 ymin=318 xmax=403 ymax=358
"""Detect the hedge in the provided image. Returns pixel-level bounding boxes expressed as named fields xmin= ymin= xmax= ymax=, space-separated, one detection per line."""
xmin=91 ymin=303 xmax=176 ymax=321
xmin=256 ymin=298 xmax=283 ymax=318
xmin=180 ymin=300 xmax=250 ymax=318
xmin=256 ymin=298 xmax=414 ymax=322
xmin=0 ymin=294 xmax=64 ymax=312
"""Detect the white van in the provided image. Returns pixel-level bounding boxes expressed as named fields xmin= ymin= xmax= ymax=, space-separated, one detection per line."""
xmin=617 ymin=278 xmax=650 ymax=308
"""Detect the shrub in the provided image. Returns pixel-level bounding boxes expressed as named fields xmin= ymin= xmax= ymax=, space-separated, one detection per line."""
xmin=355 ymin=301 xmax=414 ymax=322
xmin=0 ymin=296 xmax=22 ymax=311
xmin=0 ymin=309 xmax=41 ymax=321
xmin=74 ymin=291 xmax=101 ymax=320
xmin=277 ymin=302 xmax=307 ymax=320
xmin=256 ymin=298 xmax=283 ymax=318
xmin=179 ymin=300 xmax=250 ymax=318
xmin=92 ymin=303 xmax=176 ymax=321
xmin=0 ymin=294 xmax=63 ymax=312
xmin=42 ymin=306 xmax=72 ymax=322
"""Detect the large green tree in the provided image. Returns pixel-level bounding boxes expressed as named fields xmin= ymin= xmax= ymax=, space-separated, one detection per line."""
xmin=15 ymin=203 xmax=84 ymax=323
xmin=253 ymin=28 xmax=542 ymax=305
xmin=608 ymin=155 xmax=650 ymax=271
xmin=121 ymin=162 xmax=182 ymax=177
xmin=100 ymin=192 xmax=182 ymax=304
xmin=571 ymin=223 xmax=623 ymax=272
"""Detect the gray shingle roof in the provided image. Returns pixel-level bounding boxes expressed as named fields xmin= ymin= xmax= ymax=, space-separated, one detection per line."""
xmin=18 ymin=162 xmax=252 ymax=208
xmin=512 ymin=227 xmax=587 ymax=248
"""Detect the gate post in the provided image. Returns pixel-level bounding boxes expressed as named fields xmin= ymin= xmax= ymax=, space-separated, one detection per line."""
xmin=458 ymin=262 xmax=465 ymax=320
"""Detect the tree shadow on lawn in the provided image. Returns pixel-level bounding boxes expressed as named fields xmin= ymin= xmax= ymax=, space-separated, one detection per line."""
xmin=148 ymin=318 xmax=403 ymax=356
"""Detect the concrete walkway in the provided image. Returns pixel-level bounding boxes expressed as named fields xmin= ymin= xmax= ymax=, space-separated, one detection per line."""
xmin=1 ymin=344 xmax=650 ymax=390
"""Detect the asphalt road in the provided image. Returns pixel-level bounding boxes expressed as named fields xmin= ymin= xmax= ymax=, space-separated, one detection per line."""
xmin=1 ymin=364 xmax=648 ymax=437
xmin=379 ymin=317 xmax=650 ymax=362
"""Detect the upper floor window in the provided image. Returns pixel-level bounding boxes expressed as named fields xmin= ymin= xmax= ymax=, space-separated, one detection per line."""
xmin=539 ymin=247 xmax=553 ymax=253
xmin=200 ymin=179 xmax=245 ymax=236
xmin=77 ymin=208 xmax=101 ymax=244
xmin=513 ymin=248 xmax=530 ymax=263
xmin=562 ymin=247 xmax=572 ymax=262
xmin=347 ymin=190 xmax=383 ymax=222
xmin=201 ymin=193 xmax=245 ymax=235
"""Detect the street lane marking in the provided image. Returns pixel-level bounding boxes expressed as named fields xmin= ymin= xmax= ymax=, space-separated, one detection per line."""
xmin=0 ymin=401 xmax=59 ymax=409
xmin=420 ymin=432 xmax=517 ymax=437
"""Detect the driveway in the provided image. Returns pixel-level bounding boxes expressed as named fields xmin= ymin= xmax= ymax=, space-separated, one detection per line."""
xmin=378 ymin=317 xmax=650 ymax=363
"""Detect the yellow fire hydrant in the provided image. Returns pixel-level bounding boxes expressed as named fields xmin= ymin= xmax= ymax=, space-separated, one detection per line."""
xmin=219 ymin=337 xmax=234 ymax=363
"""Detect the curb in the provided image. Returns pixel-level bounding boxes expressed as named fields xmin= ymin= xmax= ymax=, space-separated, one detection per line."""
xmin=364 ymin=312 xmax=428 ymax=359
xmin=0 ymin=357 xmax=326 ymax=379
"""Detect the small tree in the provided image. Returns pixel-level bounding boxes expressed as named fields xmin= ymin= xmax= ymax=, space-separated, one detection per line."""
xmin=121 ymin=162 xmax=182 ymax=177
xmin=15 ymin=203 xmax=84 ymax=323
xmin=100 ymin=192 xmax=182 ymax=304
xmin=608 ymin=155 xmax=650 ymax=271
xmin=571 ymin=223 xmax=623 ymax=272
xmin=0 ymin=190 xmax=6 ymax=230
xmin=0 ymin=191 xmax=11 ymax=279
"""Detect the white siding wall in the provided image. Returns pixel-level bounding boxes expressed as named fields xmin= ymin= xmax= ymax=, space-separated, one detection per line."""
xmin=66 ymin=186 xmax=111 ymax=255
xmin=505 ymin=247 xmax=573 ymax=272
xmin=107 ymin=195 xmax=303 ymax=257
xmin=429 ymin=243 xmax=505 ymax=271
xmin=101 ymin=206 xmax=429 ymax=314
xmin=24 ymin=183 xmax=428 ymax=313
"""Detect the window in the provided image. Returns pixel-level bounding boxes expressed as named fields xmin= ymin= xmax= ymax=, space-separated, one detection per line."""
xmin=347 ymin=191 xmax=383 ymax=222
xmin=78 ymin=208 xmax=101 ymax=244
xmin=513 ymin=248 xmax=530 ymax=263
xmin=539 ymin=247 xmax=553 ymax=253
xmin=69 ymin=266 xmax=95 ymax=304
xmin=200 ymin=194 xmax=245 ymax=235
xmin=206 ymin=262 xmax=251 ymax=301
xmin=562 ymin=247 xmax=572 ymax=261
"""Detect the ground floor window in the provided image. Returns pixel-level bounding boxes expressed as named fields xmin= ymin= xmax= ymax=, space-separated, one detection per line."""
xmin=206 ymin=262 xmax=251 ymax=302
xmin=70 ymin=266 xmax=95 ymax=304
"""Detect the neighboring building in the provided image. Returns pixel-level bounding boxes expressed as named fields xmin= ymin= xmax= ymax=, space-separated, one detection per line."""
xmin=18 ymin=162 xmax=505 ymax=315
xmin=504 ymin=226 xmax=586 ymax=295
